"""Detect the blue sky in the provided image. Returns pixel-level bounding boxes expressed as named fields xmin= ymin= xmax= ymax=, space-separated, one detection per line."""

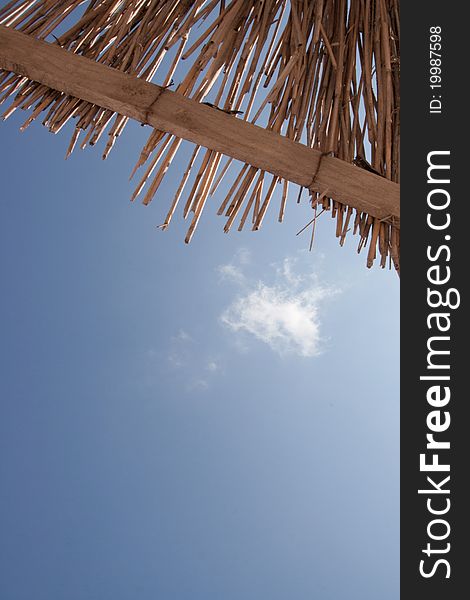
xmin=1 ymin=47 xmax=399 ymax=600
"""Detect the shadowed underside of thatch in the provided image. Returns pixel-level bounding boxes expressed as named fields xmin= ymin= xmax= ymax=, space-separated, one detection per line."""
xmin=0 ymin=0 xmax=400 ymax=271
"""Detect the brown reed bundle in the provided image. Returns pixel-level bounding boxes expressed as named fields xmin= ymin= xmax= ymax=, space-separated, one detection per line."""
xmin=0 ymin=0 xmax=400 ymax=271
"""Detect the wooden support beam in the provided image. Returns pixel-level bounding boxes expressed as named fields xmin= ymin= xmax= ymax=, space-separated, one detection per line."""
xmin=0 ymin=26 xmax=399 ymax=225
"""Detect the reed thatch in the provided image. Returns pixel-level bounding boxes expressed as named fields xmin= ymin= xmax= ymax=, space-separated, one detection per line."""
xmin=0 ymin=0 xmax=400 ymax=270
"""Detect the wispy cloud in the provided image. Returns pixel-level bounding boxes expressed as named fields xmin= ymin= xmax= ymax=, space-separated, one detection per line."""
xmin=186 ymin=378 xmax=209 ymax=392
xmin=219 ymin=255 xmax=339 ymax=357
xmin=217 ymin=247 xmax=251 ymax=285
xmin=167 ymin=329 xmax=192 ymax=368
xmin=218 ymin=263 xmax=245 ymax=285
xmin=174 ymin=329 xmax=192 ymax=343
xmin=206 ymin=360 xmax=219 ymax=372
xmin=165 ymin=330 xmax=222 ymax=392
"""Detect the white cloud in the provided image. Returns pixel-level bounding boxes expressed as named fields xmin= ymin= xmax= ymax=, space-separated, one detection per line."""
xmin=219 ymin=254 xmax=338 ymax=357
xmin=218 ymin=263 xmax=245 ymax=285
xmin=168 ymin=352 xmax=184 ymax=368
xmin=275 ymin=256 xmax=303 ymax=287
xmin=165 ymin=331 xmax=221 ymax=391
xmin=236 ymin=247 xmax=251 ymax=265
xmin=217 ymin=247 xmax=251 ymax=285
xmin=206 ymin=360 xmax=218 ymax=372
xmin=168 ymin=329 xmax=192 ymax=368
xmin=186 ymin=378 xmax=209 ymax=392
xmin=174 ymin=329 xmax=191 ymax=342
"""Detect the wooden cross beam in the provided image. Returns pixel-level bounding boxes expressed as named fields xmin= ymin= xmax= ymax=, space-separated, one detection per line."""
xmin=0 ymin=25 xmax=399 ymax=226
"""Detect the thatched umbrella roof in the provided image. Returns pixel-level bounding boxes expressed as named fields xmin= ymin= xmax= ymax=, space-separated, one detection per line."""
xmin=0 ymin=0 xmax=400 ymax=270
